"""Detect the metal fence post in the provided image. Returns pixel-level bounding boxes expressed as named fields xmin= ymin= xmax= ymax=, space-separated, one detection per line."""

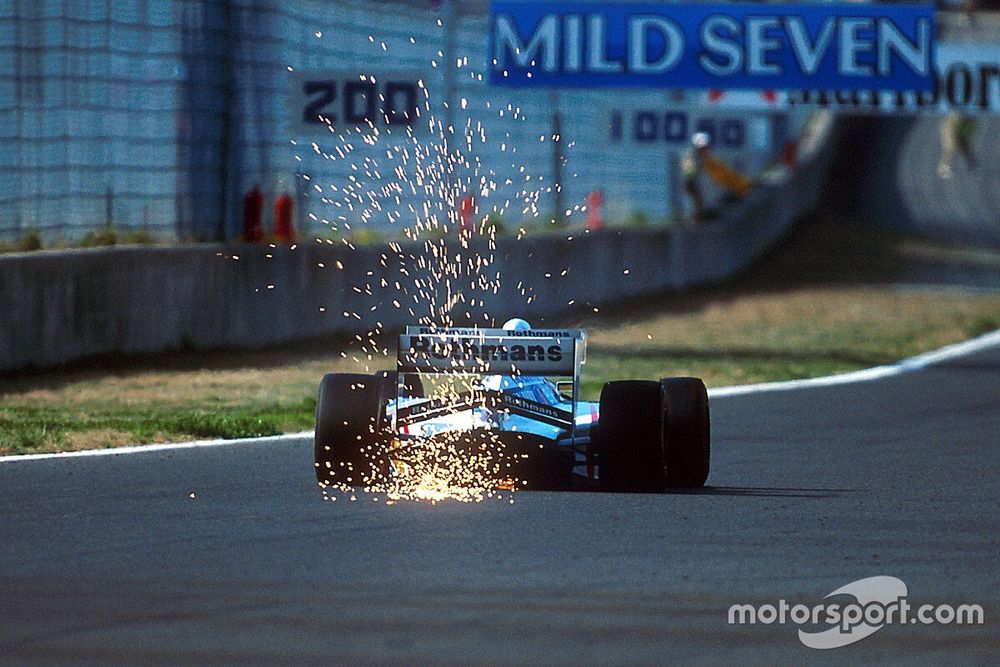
xmin=550 ymin=92 xmax=564 ymax=224
xmin=219 ymin=0 xmax=237 ymax=242
xmin=442 ymin=0 xmax=458 ymax=225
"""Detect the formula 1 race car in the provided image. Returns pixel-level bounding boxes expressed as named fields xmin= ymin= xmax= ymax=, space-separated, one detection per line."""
xmin=314 ymin=320 xmax=709 ymax=492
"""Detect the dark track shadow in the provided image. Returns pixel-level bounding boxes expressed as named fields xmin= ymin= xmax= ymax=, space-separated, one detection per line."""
xmin=0 ymin=333 xmax=369 ymax=396
xmin=668 ymin=486 xmax=853 ymax=498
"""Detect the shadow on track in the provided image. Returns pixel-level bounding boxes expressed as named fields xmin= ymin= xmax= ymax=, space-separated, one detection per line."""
xmin=669 ymin=486 xmax=852 ymax=498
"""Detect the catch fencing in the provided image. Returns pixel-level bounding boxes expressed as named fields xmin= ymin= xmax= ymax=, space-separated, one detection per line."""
xmin=0 ymin=0 xmax=800 ymax=243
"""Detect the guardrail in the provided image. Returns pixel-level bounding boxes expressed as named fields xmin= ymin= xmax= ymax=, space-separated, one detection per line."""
xmin=0 ymin=114 xmax=837 ymax=372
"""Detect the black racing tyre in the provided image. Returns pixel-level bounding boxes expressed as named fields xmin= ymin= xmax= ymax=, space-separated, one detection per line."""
xmin=597 ymin=380 xmax=667 ymax=492
xmin=661 ymin=377 xmax=710 ymax=488
xmin=373 ymin=370 xmax=424 ymax=401
xmin=314 ymin=373 xmax=381 ymax=488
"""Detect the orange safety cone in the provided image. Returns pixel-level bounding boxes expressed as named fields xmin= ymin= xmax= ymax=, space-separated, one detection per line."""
xmin=243 ymin=185 xmax=264 ymax=242
xmin=458 ymin=195 xmax=475 ymax=233
xmin=586 ymin=190 xmax=604 ymax=231
xmin=274 ymin=192 xmax=296 ymax=242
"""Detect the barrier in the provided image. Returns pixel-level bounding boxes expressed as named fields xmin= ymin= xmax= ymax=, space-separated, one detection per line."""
xmin=0 ymin=0 xmax=797 ymax=243
xmin=0 ymin=115 xmax=836 ymax=372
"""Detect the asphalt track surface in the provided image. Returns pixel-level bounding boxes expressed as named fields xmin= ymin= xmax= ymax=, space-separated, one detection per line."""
xmin=2 ymin=338 xmax=1000 ymax=665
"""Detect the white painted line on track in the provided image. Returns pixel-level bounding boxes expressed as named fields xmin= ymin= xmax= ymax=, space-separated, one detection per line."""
xmin=0 ymin=432 xmax=312 ymax=464
xmin=709 ymin=327 xmax=1000 ymax=398
xmin=3 ymin=328 xmax=999 ymax=464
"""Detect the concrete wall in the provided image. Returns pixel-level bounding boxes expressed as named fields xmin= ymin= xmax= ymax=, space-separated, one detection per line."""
xmin=0 ymin=115 xmax=836 ymax=373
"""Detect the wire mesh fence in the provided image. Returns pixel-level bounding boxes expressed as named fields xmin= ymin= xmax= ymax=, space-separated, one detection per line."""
xmin=1 ymin=0 xmax=794 ymax=244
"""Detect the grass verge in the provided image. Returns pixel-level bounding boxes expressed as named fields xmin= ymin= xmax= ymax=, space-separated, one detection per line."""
xmin=2 ymin=219 xmax=999 ymax=455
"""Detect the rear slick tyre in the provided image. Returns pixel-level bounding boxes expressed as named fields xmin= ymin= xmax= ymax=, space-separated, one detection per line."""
xmin=314 ymin=373 xmax=381 ymax=488
xmin=598 ymin=380 xmax=667 ymax=492
xmin=661 ymin=377 xmax=710 ymax=488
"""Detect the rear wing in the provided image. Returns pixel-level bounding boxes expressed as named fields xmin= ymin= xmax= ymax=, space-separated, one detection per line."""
xmin=394 ymin=326 xmax=587 ymax=440
xmin=398 ymin=326 xmax=585 ymax=377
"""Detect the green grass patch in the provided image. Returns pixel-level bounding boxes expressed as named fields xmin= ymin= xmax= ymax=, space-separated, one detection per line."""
xmin=3 ymin=215 xmax=999 ymax=456
xmin=0 ymin=398 xmax=316 ymax=456
xmin=966 ymin=314 xmax=1000 ymax=338
xmin=579 ymin=353 xmax=865 ymax=400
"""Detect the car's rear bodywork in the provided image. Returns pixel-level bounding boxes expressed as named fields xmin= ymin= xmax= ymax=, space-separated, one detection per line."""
xmin=314 ymin=325 xmax=710 ymax=493
xmin=388 ymin=325 xmax=597 ymax=488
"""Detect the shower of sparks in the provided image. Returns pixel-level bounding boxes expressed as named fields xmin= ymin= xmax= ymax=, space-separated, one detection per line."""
xmin=319 ymin=427 xmax=514 ymax=505
xmin=296 ymin=22 xmax=570 ymax=504
xmin=316 ymin=374 xmax=532 ymax=504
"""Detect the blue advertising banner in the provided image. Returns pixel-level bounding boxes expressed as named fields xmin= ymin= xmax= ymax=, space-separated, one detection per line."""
xmin=489 ymin=2 xmax=936 ymax=91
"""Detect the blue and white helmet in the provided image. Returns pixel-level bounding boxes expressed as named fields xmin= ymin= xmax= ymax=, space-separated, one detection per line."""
xmin=503 ymin=317 xmax=531 ymax=331
xmin=691 ymin=132 xmax=710 ymax=149
xmin=482 ymin=318 xmax=532 ymax=392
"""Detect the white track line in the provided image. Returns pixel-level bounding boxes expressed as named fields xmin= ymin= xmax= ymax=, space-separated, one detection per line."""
xmin=3 ymin=328 xmax=999 ymax=464
xmin=709 ymin=327 xmax=1000 ymax=397
xmin=0 ymin=432 xmax=313 ymax=463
